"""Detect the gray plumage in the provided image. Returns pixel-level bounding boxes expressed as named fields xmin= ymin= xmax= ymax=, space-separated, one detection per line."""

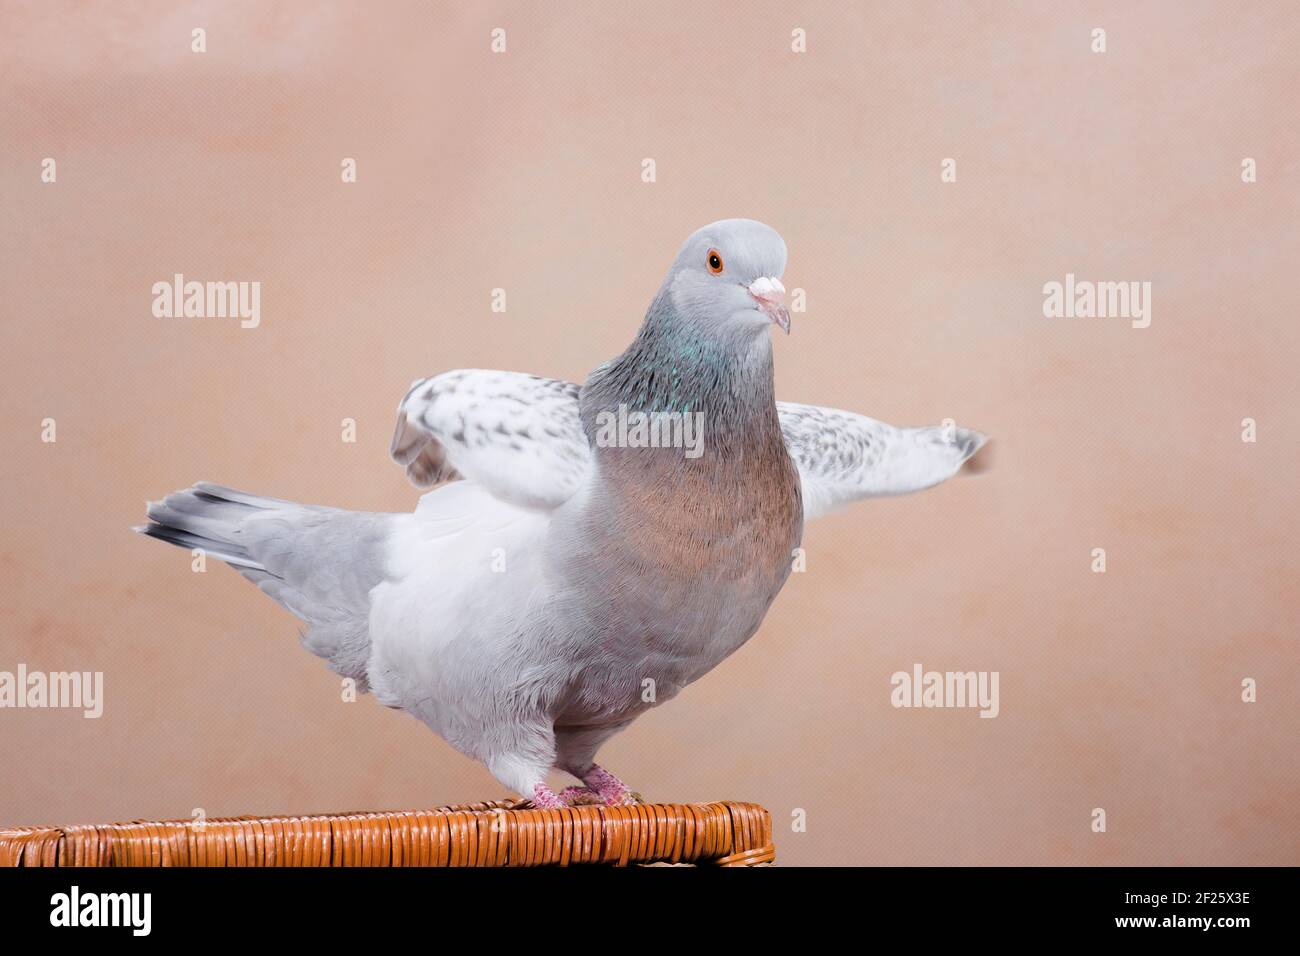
xmin=138 ymin=219 xmax=989 ymax=807
xmin=139 ymin=483 xmax=391 ymax=690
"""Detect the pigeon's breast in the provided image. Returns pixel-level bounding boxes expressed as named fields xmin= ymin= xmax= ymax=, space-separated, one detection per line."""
xmin=550 ymin=438 xmax=803 ymax=723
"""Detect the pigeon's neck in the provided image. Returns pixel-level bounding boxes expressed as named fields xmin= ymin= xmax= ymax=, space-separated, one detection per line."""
xmin=580 ymin=293 xmax=780 ymax=447
xmin=572 ymin=294 xmax=803 ymax=636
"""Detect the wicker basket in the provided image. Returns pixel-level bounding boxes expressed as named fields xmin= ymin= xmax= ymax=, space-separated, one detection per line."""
xmin=0 ymin=799 xmax=774 ymax=867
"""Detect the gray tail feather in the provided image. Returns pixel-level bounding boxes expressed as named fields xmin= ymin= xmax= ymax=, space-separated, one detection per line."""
xmin=134 ymin=482 xmax=289 ymax=574
xmin=136 ymin=482 xmax=378 ymax=690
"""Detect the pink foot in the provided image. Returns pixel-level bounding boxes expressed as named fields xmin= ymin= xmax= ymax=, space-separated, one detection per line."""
xmin=558 ymin=785 xmax=600 ymax=806
xmin=582 ymin=764 xmax=637 ymax=807
xmin=530 ymin=783 xmax=565 ymax=809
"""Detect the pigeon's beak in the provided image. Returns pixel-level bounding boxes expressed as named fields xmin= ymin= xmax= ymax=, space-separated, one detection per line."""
xmin=749 ymin=276 xmax=790 ymax=334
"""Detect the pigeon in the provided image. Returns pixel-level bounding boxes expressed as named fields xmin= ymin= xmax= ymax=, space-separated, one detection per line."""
xmin=138 ymin=219 xmax=989 ymax=808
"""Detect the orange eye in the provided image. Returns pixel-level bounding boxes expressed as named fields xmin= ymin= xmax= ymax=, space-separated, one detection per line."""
xmin=706 ymin=249 xmax=724 ymax=274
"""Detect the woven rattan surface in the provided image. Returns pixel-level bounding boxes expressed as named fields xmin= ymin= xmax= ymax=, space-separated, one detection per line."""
xmin=0 ymin=799 xmax=774 ymax=867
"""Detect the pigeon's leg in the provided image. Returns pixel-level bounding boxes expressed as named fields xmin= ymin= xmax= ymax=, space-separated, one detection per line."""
xmin=485 ymin=725 xmax=565 ymax=809
xmin=555 ymin=723 xmax=639 ymax=807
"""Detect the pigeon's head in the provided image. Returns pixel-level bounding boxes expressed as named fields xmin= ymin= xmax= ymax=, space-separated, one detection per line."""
xmin=662 ymin=218 xmax=790 ymax=334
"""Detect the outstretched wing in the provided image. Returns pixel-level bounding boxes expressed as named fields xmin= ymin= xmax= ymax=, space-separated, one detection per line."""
xmin=777 ymin=401 xmax=990 ymax=521
xmin=390 ymin=370 xmax=591 ymax=511
xmin=391 ymin=372 xmax=989 ymax=518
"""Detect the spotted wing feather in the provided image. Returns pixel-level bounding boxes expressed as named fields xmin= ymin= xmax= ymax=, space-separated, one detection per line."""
xmin=390 ymin=370 xmax=591 ymax=511
xmin=777 ymin=401 xmax=989 ymax=520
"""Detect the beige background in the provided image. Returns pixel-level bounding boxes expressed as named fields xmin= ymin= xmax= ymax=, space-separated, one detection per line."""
xmin=1 ymin=1 xmax=1297 ymax=865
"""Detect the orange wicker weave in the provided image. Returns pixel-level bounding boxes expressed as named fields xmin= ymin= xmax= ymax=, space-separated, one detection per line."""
xmin=0 ymin=800 xmax=774 ymax=867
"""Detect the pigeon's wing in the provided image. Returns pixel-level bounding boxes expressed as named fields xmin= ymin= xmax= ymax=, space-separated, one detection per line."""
xmin=777 ymin=401 xmax=989 ymax=521
xmin=391 ymin=369 xmax=591 ymax=511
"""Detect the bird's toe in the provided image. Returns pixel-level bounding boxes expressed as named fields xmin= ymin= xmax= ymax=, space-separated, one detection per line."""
xmin=558 ymin=785 xmax=602 ymax=807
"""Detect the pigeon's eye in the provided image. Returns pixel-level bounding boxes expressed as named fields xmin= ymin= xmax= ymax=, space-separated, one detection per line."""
xmin=706 ymin=249 xmax=724 ymax=274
